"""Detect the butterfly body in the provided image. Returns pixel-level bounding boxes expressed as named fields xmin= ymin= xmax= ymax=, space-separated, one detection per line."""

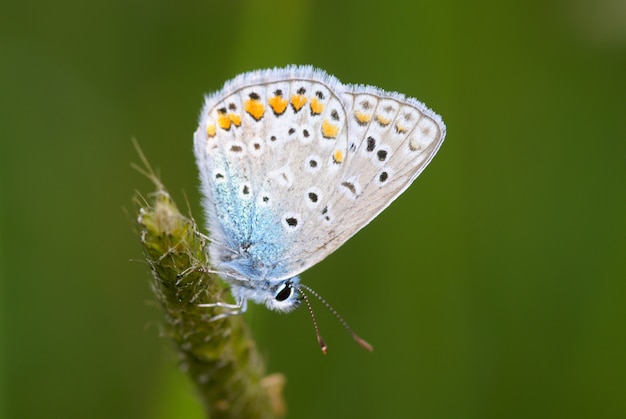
xmin=194 ymin=66 xmax=445 ymax=314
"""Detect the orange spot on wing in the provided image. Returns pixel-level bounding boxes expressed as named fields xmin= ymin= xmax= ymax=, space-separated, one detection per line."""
xmin=321 ymin=119 xmax=339 ymax=139
xmin=354 ymin=110 xmax=371 ymax=125
xmin=394 ymin=123 xmax=407 ymax=134
xmin=245 ymin=99 xmax=265 ymax=121
xmin=229 ymin=113 xmax=241 ymax=127
xmin=333 ymin=150 xmax=344 ymax=164
xmin=291 ymin=94 xmax=307 ymax=112
xmin=217 ymin=113 xmax=231 ymax=130
xmin=206 ymin=124 xmax=216 ymax=137
xmin=375 ymin=114 xmax=391 ymax=126
xmin=310 ymin=97 xmax=324 ymax=115
xmin=268 ymin=95 xmax=288 ymax=115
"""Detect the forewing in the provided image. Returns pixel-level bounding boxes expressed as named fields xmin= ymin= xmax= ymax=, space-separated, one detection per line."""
xmin=194 ymin=68 xmax=351 ymax=280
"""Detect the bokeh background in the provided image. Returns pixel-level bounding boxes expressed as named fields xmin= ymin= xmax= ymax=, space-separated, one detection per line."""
xmin=2 ymin=0 xmax=625 ymax=418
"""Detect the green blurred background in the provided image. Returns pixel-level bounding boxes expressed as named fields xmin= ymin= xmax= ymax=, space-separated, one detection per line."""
xmin=2 ymin=0 xmax=625 ymax=417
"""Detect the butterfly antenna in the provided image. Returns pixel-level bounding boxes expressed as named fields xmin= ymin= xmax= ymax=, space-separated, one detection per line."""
xmin=297 ymin=284 xmax=373 ymax=352
xmin=297 ymin=286 xmax=328 ymax=354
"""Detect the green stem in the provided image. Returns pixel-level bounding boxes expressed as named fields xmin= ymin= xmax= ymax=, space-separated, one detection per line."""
xmin=134 ymin=164 xmax=285 ymax=418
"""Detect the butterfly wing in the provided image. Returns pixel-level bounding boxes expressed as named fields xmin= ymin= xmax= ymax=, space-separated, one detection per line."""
xmin=278 ymin=84 xmax=446 ymax=273
xmin=194 ymin=67 xmax=352 ymax=280
xmin=194 ymin=66 xmax=445 ymax=282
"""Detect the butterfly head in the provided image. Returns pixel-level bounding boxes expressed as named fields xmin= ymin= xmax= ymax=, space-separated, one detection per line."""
xmin=232 ymin=276 xmax=302 ymax=313
xmin=268 ymin=277 xmax=301 ymax=312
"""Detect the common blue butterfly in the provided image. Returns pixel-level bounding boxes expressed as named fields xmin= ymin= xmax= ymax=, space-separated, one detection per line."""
xmin=194 ymin=66 xmax=445 ymax=351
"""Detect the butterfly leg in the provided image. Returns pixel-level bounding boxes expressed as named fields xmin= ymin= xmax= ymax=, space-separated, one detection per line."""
xmin=198 ymin=298 xmax=248 ymax=321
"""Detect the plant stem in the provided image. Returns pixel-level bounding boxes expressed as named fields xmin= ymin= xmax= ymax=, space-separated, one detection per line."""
xmin=134 ymin=171 xmax=285 ymax=419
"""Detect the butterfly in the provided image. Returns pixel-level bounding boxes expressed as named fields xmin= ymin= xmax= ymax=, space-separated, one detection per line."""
xmin=193 ymin=65 xmax=445 ymax=351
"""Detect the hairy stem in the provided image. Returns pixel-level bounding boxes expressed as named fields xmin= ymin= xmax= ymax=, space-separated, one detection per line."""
xmin=134 ymin=170 xmax=285 ymax=419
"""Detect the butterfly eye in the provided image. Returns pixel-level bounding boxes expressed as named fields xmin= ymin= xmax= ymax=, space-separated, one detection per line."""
xmin=275 ymin=283 xmax=292 ymax=301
